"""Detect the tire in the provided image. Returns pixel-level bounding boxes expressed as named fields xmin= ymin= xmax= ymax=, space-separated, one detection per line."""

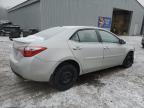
xmin=50 ymin=63 xmax=78 ymax=91
xmin=122 ymin=52 xmax=134 ymax=68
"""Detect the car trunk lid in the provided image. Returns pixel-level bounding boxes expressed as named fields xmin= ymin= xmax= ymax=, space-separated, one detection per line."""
xmin=12 ymin=35 xmax=44 ymax=61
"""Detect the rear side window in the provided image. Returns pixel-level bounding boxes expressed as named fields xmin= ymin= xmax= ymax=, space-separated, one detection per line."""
xmin=71 ymin=33 xmax=79 ymax=42
xmin=77 ymin=30 xmax=99 ymax=42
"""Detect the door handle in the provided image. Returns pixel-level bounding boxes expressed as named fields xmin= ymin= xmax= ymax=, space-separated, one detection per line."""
xmin=73 ymin=46 xmax=82 ymax=50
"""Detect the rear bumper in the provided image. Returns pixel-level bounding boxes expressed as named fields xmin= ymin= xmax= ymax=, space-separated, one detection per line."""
xmin=11 ymin=66 xmax=25 ymax=80
xmin=10 ymin=55 xmax=58 ymax=82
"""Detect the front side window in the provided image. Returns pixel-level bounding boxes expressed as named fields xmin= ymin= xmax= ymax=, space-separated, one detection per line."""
xmin=77 ymin=30 xmax=99 ymax=42
xmin=99 ymin=30 xmax=119 ymax=43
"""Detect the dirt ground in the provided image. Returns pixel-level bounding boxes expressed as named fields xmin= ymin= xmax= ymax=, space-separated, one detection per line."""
xmin=0 ymin=36 xmax=144 ymax=108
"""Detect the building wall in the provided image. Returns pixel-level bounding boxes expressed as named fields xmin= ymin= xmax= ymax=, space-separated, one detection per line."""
xmin=0 ymin=7 xmax=7 ymax=20
xmin=8 ymin=1 xmax=40 ymax=30
xmin=40 ymin=0 xmax=144 ymax=35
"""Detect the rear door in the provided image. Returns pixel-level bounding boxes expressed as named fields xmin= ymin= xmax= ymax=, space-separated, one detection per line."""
xmin=97 ymin=29 xmax=125 ymax=68
xmin=68 ymin=29 xmax=103 ymax=74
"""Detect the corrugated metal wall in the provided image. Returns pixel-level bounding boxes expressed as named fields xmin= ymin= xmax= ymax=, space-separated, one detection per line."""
xmin=40 ymin=0 xmax=144 ymax=35
xmin=8 ymin=1 xmax=40 ymax=30
xmin=8 ymin=0 xmax=144 ymax=35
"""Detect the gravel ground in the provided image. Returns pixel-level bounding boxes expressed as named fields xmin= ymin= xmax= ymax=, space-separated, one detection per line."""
xmin=0 ymin=36 xmax=144 ymax=108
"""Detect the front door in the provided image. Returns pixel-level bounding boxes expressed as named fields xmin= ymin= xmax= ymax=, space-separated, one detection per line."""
xmin=68 ymin=29 xmax=103 ymax=73
xmin=98 ymin=30 xmax=125 ymax=68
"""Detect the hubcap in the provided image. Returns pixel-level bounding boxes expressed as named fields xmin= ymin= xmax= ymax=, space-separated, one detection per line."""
xmin=60 ymin=71 xmax=73 ymax=85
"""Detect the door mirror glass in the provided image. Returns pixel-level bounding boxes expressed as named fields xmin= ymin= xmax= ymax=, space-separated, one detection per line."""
xmin=119 ymin=39 xmax=126 ymax=44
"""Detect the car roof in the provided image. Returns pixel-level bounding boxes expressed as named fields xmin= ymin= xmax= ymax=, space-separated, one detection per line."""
xmin=59 ymin=26 xmax=109 ymax=31
xmin=61 ymin=26 xmax=118 ymax=38
xmin=62 ymin=26 xmax=98 ymax=29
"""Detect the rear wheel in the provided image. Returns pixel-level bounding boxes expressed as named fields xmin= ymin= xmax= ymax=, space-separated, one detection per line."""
xmin=122 ymin=52 xmax=134 ymax=68
xmin=50 ymin=63 xmax=78 ymax=91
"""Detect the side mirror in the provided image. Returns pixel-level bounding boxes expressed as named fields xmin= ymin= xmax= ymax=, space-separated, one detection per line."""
xmin=119 ymin=39 xmax=126 ymax=44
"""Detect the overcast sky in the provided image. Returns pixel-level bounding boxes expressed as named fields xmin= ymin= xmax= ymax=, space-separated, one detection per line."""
xmin=0 ymin=0 xmax=27 ymax=8
xmin=138 ymin=0 xmax=144 ymax=7
xmin=0 ymin=0 xmax=144 ymax=9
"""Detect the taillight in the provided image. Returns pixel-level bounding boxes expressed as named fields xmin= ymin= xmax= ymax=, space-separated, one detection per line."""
xmin=20 ymin=46 xmax=47 ymax=57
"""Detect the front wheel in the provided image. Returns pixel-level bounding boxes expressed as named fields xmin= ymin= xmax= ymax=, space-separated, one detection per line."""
xmin=50 ymin=63 xmax=78 ymax=91
xmin=122 ymin=52 xmax=134 ymax=68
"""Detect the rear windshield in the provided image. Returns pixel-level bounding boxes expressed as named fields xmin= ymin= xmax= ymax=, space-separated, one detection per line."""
xmin=34 ymin=27 xmax=67 ymax=39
